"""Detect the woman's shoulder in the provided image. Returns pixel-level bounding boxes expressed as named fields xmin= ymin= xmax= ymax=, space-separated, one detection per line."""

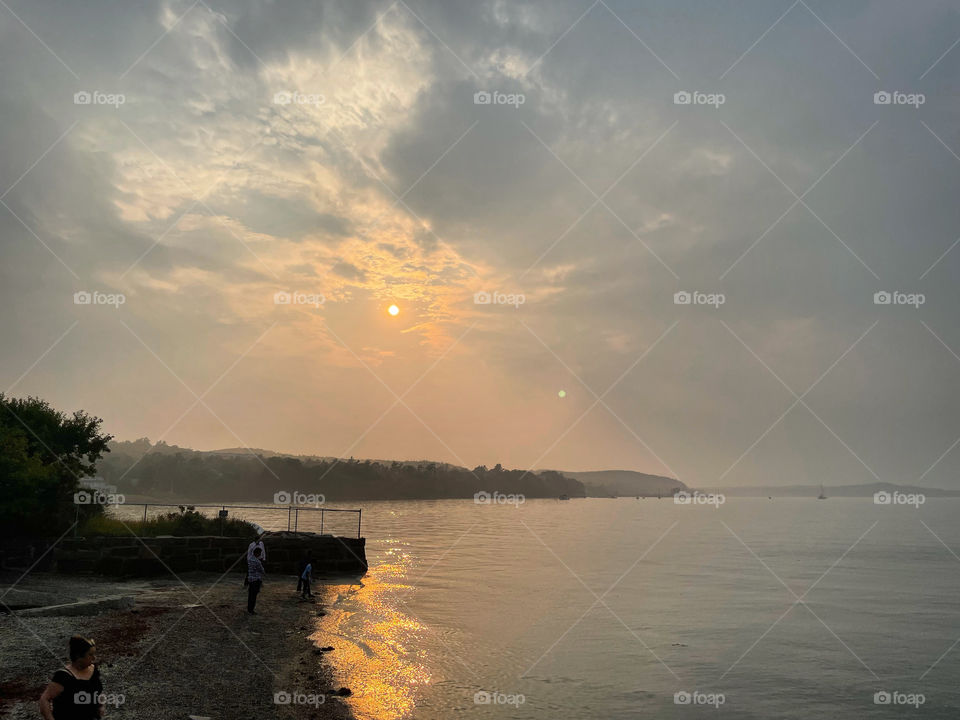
xmin=51 ymin=667 xmax=73 ymax=683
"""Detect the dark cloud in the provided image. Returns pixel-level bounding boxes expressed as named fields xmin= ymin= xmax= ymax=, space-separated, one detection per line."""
xmin=331 ymin=260 xmax=366 ymax=281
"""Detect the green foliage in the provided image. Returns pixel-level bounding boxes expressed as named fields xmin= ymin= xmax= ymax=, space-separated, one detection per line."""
xmin=0 ymin=394 xmax=113 ymax=537
xmin=81 ymin=506 xmax=257 ymax=538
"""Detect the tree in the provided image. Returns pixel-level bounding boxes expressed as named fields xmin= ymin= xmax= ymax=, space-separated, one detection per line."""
xmin=0 ymin=395 xmax=113 ymax=537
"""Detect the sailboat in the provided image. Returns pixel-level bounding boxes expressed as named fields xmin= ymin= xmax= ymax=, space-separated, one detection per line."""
xmin=817 ymin=484 xmax=827 ymax=500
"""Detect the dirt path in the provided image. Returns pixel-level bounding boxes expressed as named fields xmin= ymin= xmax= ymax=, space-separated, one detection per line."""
xmin=0 ymin=572 xmax=355 ymax=720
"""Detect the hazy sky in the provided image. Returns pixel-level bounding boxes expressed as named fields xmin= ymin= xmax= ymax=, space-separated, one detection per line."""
xmin=2 ymin=0 xmax=960 ymax=487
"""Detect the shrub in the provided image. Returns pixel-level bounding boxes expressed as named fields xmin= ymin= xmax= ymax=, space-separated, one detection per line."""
xmin=81 ymin=507 xmax=258 ymax=538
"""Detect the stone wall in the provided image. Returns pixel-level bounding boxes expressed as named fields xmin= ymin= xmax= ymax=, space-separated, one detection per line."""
xmin=48 ymin=531 xmax=366 ymax=577
xmin=0 ymin=539 xmax=56 ymax=572
xmin=253 ymin=531 xmax=367 ymax=576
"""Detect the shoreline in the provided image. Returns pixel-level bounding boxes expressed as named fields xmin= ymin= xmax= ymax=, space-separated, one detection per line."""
xmin=0 ymin=572 xmax=356 ymax=720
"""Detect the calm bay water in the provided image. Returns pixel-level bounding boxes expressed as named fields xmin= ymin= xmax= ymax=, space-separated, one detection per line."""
xmin=125 ymin=497 xmax=960 ymax=718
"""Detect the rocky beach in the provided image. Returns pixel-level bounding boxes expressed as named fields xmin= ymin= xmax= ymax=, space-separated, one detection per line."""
xmin=0 ymin=572 xmax=356 ymax=720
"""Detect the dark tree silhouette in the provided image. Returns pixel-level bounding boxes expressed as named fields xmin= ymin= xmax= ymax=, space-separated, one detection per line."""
xmin=0 ymin=394 xmax=113 ymax=537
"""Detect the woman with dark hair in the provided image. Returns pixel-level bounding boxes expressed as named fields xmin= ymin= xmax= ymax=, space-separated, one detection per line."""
xmin=39 ymin=635 xmax=104 ymax=719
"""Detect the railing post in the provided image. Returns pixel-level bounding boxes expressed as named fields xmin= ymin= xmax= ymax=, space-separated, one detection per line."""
xmin=294 ymin=507 xmax=299 ymax=534
xmin=143 ymin=504 xmax=148 ymax=523
xmin=287 ymin=506 xmax=291 ymax=532
xmin=320 ymin=509 xmax=324 ymax=536
xmin=358 ymin=509 xmax=362 ymax=539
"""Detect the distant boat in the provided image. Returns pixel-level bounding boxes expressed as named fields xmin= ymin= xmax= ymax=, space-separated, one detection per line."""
xmin=559 ymin=494 xmax=570 ymax=501
xmin=817 ymin=484 xmax=827 ymax=500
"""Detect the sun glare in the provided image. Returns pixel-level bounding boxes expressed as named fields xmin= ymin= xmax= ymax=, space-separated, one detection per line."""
xmin=388 ymin=304 xmax=400 ymax=316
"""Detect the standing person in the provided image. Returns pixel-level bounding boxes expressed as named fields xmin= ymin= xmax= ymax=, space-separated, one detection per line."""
xmin=247 ymin=537 xmax=266 ymax=563
xmin=39 ymin=635 xmax=104 ymax=719
xmin=300 ymin=556 xmax=314 ymax=600
xmin=296 ymin=552 xmax=309 ymax=594
xmin=247 ymin=546 xmax=265 ymax=614
xmin=244 ymin=536 xmax=266 ymax=587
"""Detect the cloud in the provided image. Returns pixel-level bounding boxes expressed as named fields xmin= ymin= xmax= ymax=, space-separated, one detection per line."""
xmin=1 ymin=0 xmax=959 ymax=485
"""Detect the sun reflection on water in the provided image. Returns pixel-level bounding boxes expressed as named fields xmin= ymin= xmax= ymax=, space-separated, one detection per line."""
xmin=311 ymin=546 xmax=430 ymax=720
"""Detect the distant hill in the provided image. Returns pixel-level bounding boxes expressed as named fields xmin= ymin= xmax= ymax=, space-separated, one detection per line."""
xmin=103 ymin=439 xmax=584 ymax=502
xmin=111 ymin=438 xmax=191 ymax=457
xmin=204 ymin=446 xmax=299 ymax=459
xmin=720 ymin=482 xmax=960 ymax=498
xmin=116 ymin=442 xmax=470 ymax=472
xmin=191 ymin=446 xmax=468 ymax=473
xmin=557 ymin=469 xmax=688 ymax=498
xmin=110 ymin=443 xmax=957 ymax=501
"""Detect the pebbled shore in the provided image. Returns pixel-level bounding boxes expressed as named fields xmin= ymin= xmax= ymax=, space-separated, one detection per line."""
xmin=0 ymin=572 xmax=355 ymax=720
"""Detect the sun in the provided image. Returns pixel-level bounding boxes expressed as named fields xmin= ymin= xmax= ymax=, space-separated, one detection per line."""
xmin=388 ymin=304 xmax=400 ymax=316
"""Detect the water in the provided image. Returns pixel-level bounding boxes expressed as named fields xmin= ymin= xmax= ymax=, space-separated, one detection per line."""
xmin=116 ymin=497 xmax=960 ymax=718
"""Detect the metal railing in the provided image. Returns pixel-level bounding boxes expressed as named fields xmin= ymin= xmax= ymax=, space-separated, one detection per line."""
xmin=115 ymin=503 xmax=362 ymax=538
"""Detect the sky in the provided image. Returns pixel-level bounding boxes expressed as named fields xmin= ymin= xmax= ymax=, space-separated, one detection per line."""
xmin=1 ymin=0 xmax=960 ymax=488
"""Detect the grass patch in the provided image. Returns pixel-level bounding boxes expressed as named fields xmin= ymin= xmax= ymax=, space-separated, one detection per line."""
xmin=81 ymin=507 xmax=258 ymax=538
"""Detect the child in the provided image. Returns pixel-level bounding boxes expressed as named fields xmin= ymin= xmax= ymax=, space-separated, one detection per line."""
xmin=296 ymin=552 xmax=309 ymax=594
xmin=300 ymin=557 xmax=313 ymax=600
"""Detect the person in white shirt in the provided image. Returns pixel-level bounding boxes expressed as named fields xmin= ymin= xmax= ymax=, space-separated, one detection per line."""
xmin=247 ymin=538 xmax=266 ymax=563
xmin=244 ymin=538 xmax=266 ymax=587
